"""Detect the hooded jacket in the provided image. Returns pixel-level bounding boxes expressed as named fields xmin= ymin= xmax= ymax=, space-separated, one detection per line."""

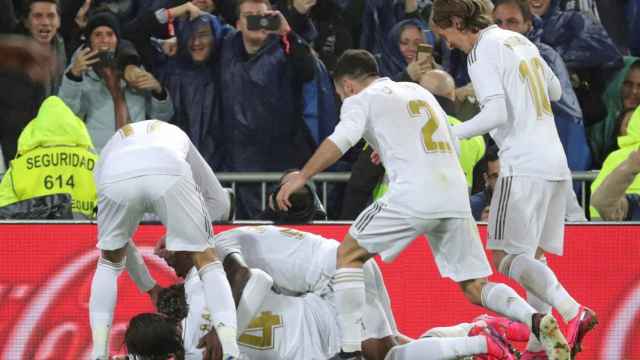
xmin=377 ymin=18 xmax=434 ymax=82
xmin=589 ymin=56 xmax=640 ymax=166
xmin=536 ymin=0 xmax=621 ymax=71
xmin=154 ymin=14 xmax=233 ymax=169
xmin=0 ymin=97 xmax=98 ymax=218
xmin=591 ymin=106 xmax=640 ymax=218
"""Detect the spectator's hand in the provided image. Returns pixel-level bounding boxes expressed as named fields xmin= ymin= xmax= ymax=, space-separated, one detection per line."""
xmin=70 ymin=47 xmax=100 ymax=77
xmin=266 ymin=10 xmax=291 ymax=36
xmin=170 ymin=2 xmax=204 ymax=20
xmin=455 ymin=83 xmax=476 ymax=103
xmin=370 ymin=150 xmax=381 ymax=165
xmin=75 ymin=0 xmax=92 ymax=29
xmin=161 ymin=37 xmax=178 ymax=57
xmin=126 ymin=69 xmax=162 ymax=95
xmin=405 ymin=0 xmax=418 ymax=13
xmin=276 ymin=171 xmax=307 ymax=210
xmin=197 ymin=328 xmax=223 ymax=360
xmin=124 ymin=65 xmax=145 ymax=83
xmin=293 ymin=0 xmax=317 ymax=14
xmin=406 ymin=58 xmax=431 ymax=82
xmin=0 ymin=36 xmax=55 ymax=84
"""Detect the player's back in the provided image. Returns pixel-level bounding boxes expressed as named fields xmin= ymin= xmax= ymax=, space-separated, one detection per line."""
xmin=357 ymin=78 xmax=470 ymax=218
xmin=95 ymin=120 xmax=191 ymax=183
xmin=215 ymin=226 xmax=338 ymax=294
xmin=469 ymin=27 xmax=570 ymax=180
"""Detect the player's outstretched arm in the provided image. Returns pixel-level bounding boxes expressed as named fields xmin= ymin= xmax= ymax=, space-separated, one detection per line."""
xmin=276 ymin=138 xmax=343 ymax=210
xmin=186 ymin=142 xmax=231 ymax=221
xmin=591 ymin=150 xmax=640 ymax=220
xmin=452 ymin=96 xmax=507 ymax=139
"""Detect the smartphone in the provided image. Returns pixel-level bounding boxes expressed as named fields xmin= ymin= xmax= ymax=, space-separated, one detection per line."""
xmin=246 ymin=14 xmax=281 ymax=31
xmin=416 ymin=43 xmax=433 ymax=62
xmin=92 ymin=49 xmax=117 ymax=72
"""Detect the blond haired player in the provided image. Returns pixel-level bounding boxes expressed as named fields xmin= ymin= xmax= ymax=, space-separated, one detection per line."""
xmin=90 ymin=120 xmax=239 ymax=359
xmin=275 ymin=49 xmax=552 ymax=359
xmin=430 ymin=0 xmax=597 ymax=359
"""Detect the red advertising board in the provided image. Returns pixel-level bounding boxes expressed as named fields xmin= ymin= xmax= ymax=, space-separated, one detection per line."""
xmin=0 ymin=224 xmax=638 ymax=359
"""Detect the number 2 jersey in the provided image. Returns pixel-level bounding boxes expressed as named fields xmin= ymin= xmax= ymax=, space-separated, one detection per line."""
xmin=466 ymin=25 xmax=571 ymax=180
xmin=328 ymin=78 xmax=470 ymax=219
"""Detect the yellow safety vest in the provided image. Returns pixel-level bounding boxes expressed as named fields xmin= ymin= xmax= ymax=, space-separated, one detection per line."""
xmin=9 ymin=146 xmax=98 ymax=218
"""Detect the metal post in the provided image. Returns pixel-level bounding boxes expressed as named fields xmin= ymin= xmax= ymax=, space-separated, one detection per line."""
xmin=261 ymin=182 xmax=267 ymax=211
xmin=322 ymin=181 xmax=328 ymax=208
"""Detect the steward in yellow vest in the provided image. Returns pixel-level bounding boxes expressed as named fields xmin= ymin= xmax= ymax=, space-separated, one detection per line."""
xmin=0 ymin=97 xmax=98 ymax=218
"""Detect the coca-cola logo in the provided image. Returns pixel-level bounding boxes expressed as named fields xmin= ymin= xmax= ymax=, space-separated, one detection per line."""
xmin=2 ymin=247 xmax=176 ymax=360
xmin=602 ymin=275 xmax=640 ymax=358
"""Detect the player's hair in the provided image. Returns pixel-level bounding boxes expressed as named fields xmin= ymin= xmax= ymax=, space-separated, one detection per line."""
xmin=493 ymin=0 xmax=533 ymax=22
xmin=485 ymin=144 xmax=499 ymax=163
xmin=25 ymin=0 xmax=60 ymax=16
xmin=431 ymin=0 xmax=494 ymax=33
xmin=156 ymin=284 xmax=188 ymax=323
xmin=332 ymin=49 xmax=380 ymax=83
xmin=236 ymin=0 xmax=272 ymax=17
xmin=124 ymin=313 xmax=185 ymax=360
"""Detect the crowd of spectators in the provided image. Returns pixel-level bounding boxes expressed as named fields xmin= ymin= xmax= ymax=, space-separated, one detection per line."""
xmin=0 ymin=0 xmax=639 ymax=220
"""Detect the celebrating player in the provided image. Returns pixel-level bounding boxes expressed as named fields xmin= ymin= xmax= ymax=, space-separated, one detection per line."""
xmin=275 ymin=49 xmax=558 ymax=359
xmin=154 ymin=225 xmax=518 ymax=360
xmin=430 ymin=0 xmax=597 ymax=358
xmin=89 ymin=119 xmax=239 ymax=360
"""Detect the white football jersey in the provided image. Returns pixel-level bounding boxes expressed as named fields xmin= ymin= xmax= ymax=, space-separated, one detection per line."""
xmin=95 ymin=120 xmax=191 ymax=184
xmin=328 ymin=78 xmax=470 ymax=218
xmin=467 ymin=25 xmax=571 ymax=180
xmin=182 ymin=268 xmax=341 ymax=360
xmin=214 ymin=226 xmax=399 ymax=340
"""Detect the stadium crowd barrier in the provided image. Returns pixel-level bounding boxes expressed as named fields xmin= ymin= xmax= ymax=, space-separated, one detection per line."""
xmin=0 ymin=222 xmax=637 ymax=359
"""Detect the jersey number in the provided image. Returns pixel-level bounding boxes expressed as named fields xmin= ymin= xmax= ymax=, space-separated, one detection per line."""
xmin=407 ymin=100 xmax=452 ymax=154
xmin=44 ymin=174 xmax=74 ymax=189
xmin=238 ymin=311 xmax=283 ymax=350
xmin=519 ymin=58 xmax=552 ymax=118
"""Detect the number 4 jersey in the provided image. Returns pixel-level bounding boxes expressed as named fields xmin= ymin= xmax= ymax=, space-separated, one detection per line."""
xmin=466 ymin=25 xmax=571 ymax=180
xmin=328 ymin=78 xmax=470 ymax=219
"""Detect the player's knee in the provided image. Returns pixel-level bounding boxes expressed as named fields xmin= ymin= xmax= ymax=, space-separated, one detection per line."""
xmin=459 ymin=278 xmax=487 ymax=305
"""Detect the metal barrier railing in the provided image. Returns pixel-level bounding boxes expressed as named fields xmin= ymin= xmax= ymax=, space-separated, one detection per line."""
xmin=218 ymin=171 xmax=600 ymax=216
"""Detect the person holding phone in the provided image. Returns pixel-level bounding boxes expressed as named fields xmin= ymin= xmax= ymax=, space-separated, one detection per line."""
xmin=217 ymin=0 xmax=317 ymax=219
xmin=377 ymin=19 xmax=436 ymax=83
xmin=58 ymin=10 xmax=174 ymax=153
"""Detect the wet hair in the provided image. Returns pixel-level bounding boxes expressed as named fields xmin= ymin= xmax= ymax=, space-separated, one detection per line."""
xmin=124 ymin=313 xmax=185 ymax=360
xmin=493 ymin=0 xmax=533 ymax=22
xmin=156 ymin=284 xmax=188 ymax=323
xmin=332 ymin=49 xmax=380 ymax=83
xmin=431 ymin=0 xmax=494 ymax=33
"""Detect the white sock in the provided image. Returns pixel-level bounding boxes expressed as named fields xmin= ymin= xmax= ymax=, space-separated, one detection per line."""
xmin=526 ymin=257 xmax=552 ymax=352
xmin=481 ymin=282 xmax=536 ymax=328
xmin=421 ymin=323 xmax=474 ymax=338
xmin=507 ymin=254 xmax=580 ymax=322
xmin=125 ymin=244 xmax=156 ymax=293
xmin=199 ymin=261 xmax=239 ymax=358
xmin=89 ymin=257 xmax=124 ymax=359
xmin=385 ymin=336 xmax=486 ymax=360
xmin=332 ymin=268 xmax=365 ymax=352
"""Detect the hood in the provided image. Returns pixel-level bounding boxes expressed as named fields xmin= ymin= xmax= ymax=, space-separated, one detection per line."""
xmin=175 ymin=14 xmax=229 ymax=66
xmin=379 ymin=18 xmax=432 ymax=77
xmin=603 ymin=56 xmax=640 ymax=116
xmin=17 ymin=96 xmax=94 ymax=156
xmin=527 ymin=15 xmax=544 ymax=42
xmin=618 ymin=106 xmax=640 ymax=148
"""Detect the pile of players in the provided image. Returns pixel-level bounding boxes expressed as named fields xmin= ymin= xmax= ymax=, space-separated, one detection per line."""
xmin=87 ymin=1 xmax=598 ymax=359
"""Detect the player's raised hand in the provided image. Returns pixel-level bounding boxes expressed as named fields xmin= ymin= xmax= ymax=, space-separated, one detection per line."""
xmin=276 ymin=171 xmax=307 ymax=211
xmin=197 ymin=328 xmax=223 ymax=360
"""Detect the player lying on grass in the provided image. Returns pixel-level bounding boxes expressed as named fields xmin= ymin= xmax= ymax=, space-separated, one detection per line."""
xmin=151 ymin=226 xmax=519 ymax=359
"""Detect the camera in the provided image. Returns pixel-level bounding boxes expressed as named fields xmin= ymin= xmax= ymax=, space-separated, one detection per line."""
xmin=246 ymin=14 xmax=281 ymax=31
xmin=92 ymin=49 xmax=117 ymax=72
